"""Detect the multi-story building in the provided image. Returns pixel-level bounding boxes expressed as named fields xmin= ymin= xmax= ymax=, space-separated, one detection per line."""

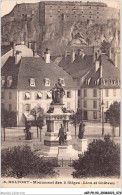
xmin=58 ymin=46 xmax=120 ymax=121
xmin=79 ymin=52 xmax=120 ymax=121
xmin=1 ymin=47 xmax=78 ymax=126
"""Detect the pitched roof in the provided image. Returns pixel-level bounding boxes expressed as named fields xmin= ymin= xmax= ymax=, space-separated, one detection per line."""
xmin=82 ymin=54 xmax=120 ymax=88
xmin=1 ymin=57 xmax=20 ymax=89
xmin=58 ymin=54 xmax=94 ymax=78
xmin=2 ymin=56 xmax=77 ymax=90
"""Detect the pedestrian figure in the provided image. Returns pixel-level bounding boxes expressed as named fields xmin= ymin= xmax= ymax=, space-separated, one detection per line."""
xmin=24 ymin=123 xmax=32 ymax=140
xmin=58 ymin=124 xmax=65 ymax=145
xmin=78 ymin=122 xmax=85 ymax=139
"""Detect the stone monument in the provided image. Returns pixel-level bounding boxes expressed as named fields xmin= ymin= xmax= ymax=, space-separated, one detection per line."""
xmin=43 ymin=79 xmax=78 ymax=159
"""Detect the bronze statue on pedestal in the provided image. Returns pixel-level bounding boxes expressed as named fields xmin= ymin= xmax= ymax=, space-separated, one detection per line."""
xmin=51 ymin=79 xmax=65 ymax=105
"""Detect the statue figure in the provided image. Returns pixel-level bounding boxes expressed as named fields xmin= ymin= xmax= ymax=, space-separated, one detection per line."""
xmin=78 ymin=122 xmax=85 ymax=139
xmin=58 ymin=124 xmax=67 ymax=145
xmin=51 ymin=79 xmax=65 ymax=104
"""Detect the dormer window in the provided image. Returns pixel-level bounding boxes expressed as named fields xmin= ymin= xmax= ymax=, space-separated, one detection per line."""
xmin=112 ymin=80 xmax=116 ymax=85
xmin=1 ymin=76 xmax=5 ymax=87
xmin=7 ymin=76 xmax=12 ymax=88
xmin=58 ymin=78 xmax=65 ymax=86
xmin=24 ymin=92 xmax=31 ymax=100
xmin=30 ymin=78 xmax=35 ymax=87
xmin=104 ymin=79 xmax=108 ymax=85
xmin=96 ymin=78 xmax=100 ymax=85
xmin=44 ymin=78 xmax=50 ymax=87
xmin=87 ymin=78 xmax=91 ymax=85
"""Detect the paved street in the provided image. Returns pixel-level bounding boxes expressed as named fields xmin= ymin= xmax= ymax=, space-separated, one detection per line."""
xmin=1 ymin=122 xmax=120 ymax=150
xmin=1 ymin=122 xmax=120 ymax=179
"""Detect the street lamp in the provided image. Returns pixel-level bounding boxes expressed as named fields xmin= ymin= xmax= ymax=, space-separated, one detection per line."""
xmin=101 ymin=100 xmax=104 ymax=136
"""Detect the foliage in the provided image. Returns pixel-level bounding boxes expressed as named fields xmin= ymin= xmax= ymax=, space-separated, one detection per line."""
xmin=106 ymin=101 xmax=120 ymax=128
xmin=72 ymin=135 xmax=120 ymax=178
xmin=1 ymin=108 xmax=17 ymax=127
xmin=30 ymin=106 xmax=44 ymax=128
xmin=70 ymin=109 xmax=83 ymax=126
xmin=1 ymin=145 xmax=55 ymax=178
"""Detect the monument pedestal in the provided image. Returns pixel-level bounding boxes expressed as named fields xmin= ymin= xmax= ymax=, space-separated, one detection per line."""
xmin=78 ymin=139 xmax=88 ymax=154
xmin=57 ymin=145 xmax=78 ymax=160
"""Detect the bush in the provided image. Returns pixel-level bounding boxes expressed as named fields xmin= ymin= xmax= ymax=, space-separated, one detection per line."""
xmin=1 ymin=145 xmax=55 ymax=178
xmin=72 ymin=135 xmax=120 ymax=178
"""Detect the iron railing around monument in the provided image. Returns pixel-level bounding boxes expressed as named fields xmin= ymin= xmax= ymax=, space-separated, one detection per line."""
xmin=58 ymin=158 xmax=73 ymax=167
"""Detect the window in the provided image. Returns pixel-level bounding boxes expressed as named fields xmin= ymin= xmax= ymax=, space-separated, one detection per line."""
xmin=78 ymin=90 xmax=81 ymax=97
xmin=30 ymin=78 xmax=35 ymax=87
xmin=105 ymin=101 xmax=109 ymax=108
xmin=67 ymin=91 xmax=71 ymax=98
xmin=78 ymin=99 xmax=80 ymax=107
xmin=93 ymin=101 xmax=97 ymax=108
xmin=84 ymin=89 xmax=87 ymax=97
xmin=9 ymin=104 xmax=12 ymax=112
xmin=83 ymin=100 xmax=87 ymax=108
xmin=44 ymin=78 xmax=50 ymax=87
xmin=24 ymin=92 xmax=31 ymax=100
xmin=7 ymin=76 xmax=12 ymax=87
xmin=24 ymin=104 xmax=31 ymax=112
xmin=9 ymin=92 xmax=12 ymax=99
xmin=113 ymin=89 xmax=116 ymax=96
xmin=93 ymin=89 xmax=97 ymax=97
xmin=58 ymin=78 xmax=65 ymax=86
xmin=67 ymin=102 xmax=70 ymax=110
xmin=1 ymin=92 xmax=4 ymax=99
xmin=93 ymin=111 xmax=97 ymax=119
xmin=1 ymin=103 xmax=4 ymax=109
xmin=1 ymin=76 xmax=5 ymax=87
xmin=104 ymin=80 xmax=108 ymax=85
xmin=36 ymin=92 xmax=42 ymax=100
xmin=47 ymin=92 xmax=52 ymax=99
xmin=105 ymin=89 xmax=109 ymax=97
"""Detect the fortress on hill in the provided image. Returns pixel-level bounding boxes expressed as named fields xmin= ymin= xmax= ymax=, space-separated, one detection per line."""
xmin=2 ymin=1 xmax=119 ymax=26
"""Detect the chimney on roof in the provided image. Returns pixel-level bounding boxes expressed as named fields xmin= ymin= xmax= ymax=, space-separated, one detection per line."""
xmin=33 ymin=42 xmax=37 ymax=57
xmin=13 ymin=42 xmax=16 ymax=56
xmin=95 ymin=60 xmax=100 ymax=72
xmin=108 ymin=46 xmax=112 ymax=59
xmin=71 ymin=50 xmax=75 ymax=63
xmin=15 ymin=51 xmax=22 ymax=64
xmin=28 ymin=42 xmax=32 ymax=49
xmin=78 ymin=49 xmax=85 ymax=58
xmin=114 ymin=52 xmax=118 ymax=68
xmin=99 ymin=55 xmax=102 ymax=79
xmin=45 ymin=48 xmax=50 ymax=63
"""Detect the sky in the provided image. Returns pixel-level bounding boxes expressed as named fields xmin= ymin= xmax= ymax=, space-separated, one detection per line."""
xmin=1 ymin=0 xmax=120 ymax=17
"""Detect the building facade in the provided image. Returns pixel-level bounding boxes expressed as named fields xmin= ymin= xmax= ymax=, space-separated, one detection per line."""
xmin=1 ymin=47 xmax=78 ymax=126
xmin=79 ymin=53 xmax=120 ymax=121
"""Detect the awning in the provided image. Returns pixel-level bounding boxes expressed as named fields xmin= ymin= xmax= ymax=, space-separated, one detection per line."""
xmin=37 ymin=92 xmax=42 ymax=98
xmin=25 ymin=92 xmax=30 ymax=99
xmin=47 ymin=92 xmax=52 ymax=98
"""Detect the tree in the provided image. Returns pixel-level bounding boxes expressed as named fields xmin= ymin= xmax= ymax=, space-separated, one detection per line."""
xmin=72 ymin=135 xmax=120 ymax=178
xmin=70 ymin=109 xmax=83 ymax=137
xmin=1 ymin=107 xmax=17 ymax=141
xmin=106 ymin=101 xmax=120 ymax=137
xmin=30 ymin=106 xmax=44 ymax=140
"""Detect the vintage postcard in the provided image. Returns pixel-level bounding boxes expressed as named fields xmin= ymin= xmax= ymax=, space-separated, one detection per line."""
xmin=1 ymin=0 xmax=121 ymax=191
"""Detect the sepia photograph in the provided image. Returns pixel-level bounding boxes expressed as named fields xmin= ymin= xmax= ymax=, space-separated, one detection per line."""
xmin=1 ymin=0 xmax=121 ymax=190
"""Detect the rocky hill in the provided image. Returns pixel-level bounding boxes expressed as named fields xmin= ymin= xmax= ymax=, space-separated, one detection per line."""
xmin=1 ymin=3 xmax=120 ymax=55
